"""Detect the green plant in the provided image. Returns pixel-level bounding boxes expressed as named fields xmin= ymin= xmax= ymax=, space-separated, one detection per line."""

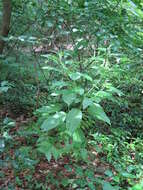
xmin=34 ymin=52 xmax=123 ymax=161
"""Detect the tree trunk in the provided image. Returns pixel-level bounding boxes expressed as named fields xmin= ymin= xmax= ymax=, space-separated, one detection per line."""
xmin=0 ymin=0 xmax=12 ymax=54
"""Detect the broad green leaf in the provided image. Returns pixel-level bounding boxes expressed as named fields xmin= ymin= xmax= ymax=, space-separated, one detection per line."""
xmin=121 ymin=171 xmax=136 ymax=178
xmin=66 ymin=109 xmax=82 ymax=134
xmin=82 ymin=97 xmax=93 ymax=109
xmin=104 ymin=169 xmax=113 ymax=177
xmin=41 ymin=117 xmax=58 ymax=131
xmin=41 ymin=112 xmax=66 ymax=131
xmin=51 ymin=147 xmax=59 ymax=160
xmin=81 ymin=148 xmax=88 ymax=161
xmin=73 ymin=129 xmax=85 ymax=143
xmin=62 ymin=90 xmax=76 ymax=106
xmin=106 ymin=86 xmax=123 ymax=96
xmin=132 ymin=184 xmax=143 ymax=190
xmin=45 ymin=152 xmax=52 ymax=162
xmin=81 ymin=73 xmax=93 ymax=81
xmin=93 ymin=91 xmax=115 ymax=103
xmin=69 ymin=72 xmax=81 ymax=80
xmin=88 ymin=103 xmax=111 ymax=125
xmin=0 ymin=87 xmax=9 ymax=93
xmin=52 ymin=81 xmax=68 ymax=89
xmin=95 ymin=91 xmax=113 ymax=99
xmin=73 ymin=87 xmax=84 ymax=95
xmin=102 ymin=182 xmax=114 ymax=190
xmin=0 ymin=80 xmax=11 ymax=93
xmin=3 ymin=132 xmax=12 ymax=140
xmin=1 ymin=81 xmax=9 ymax=86
xmin=37 ymin=141 xmax=55 ymax=161
xmin=36 ymin=104 xmax=61 ymax=115
xmin=37 ymin=141 xmax=51 ymax=152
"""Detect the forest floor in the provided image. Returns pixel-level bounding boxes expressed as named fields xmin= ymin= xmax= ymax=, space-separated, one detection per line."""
xmin=0 ymin=110 xmax=115 ymax=190
xmin=0 ymin=108 xmax=142 ymax=190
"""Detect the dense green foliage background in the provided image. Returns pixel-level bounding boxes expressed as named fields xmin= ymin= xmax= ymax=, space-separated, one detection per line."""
xmin=0 ymin=0 xmax=143 ymax=189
